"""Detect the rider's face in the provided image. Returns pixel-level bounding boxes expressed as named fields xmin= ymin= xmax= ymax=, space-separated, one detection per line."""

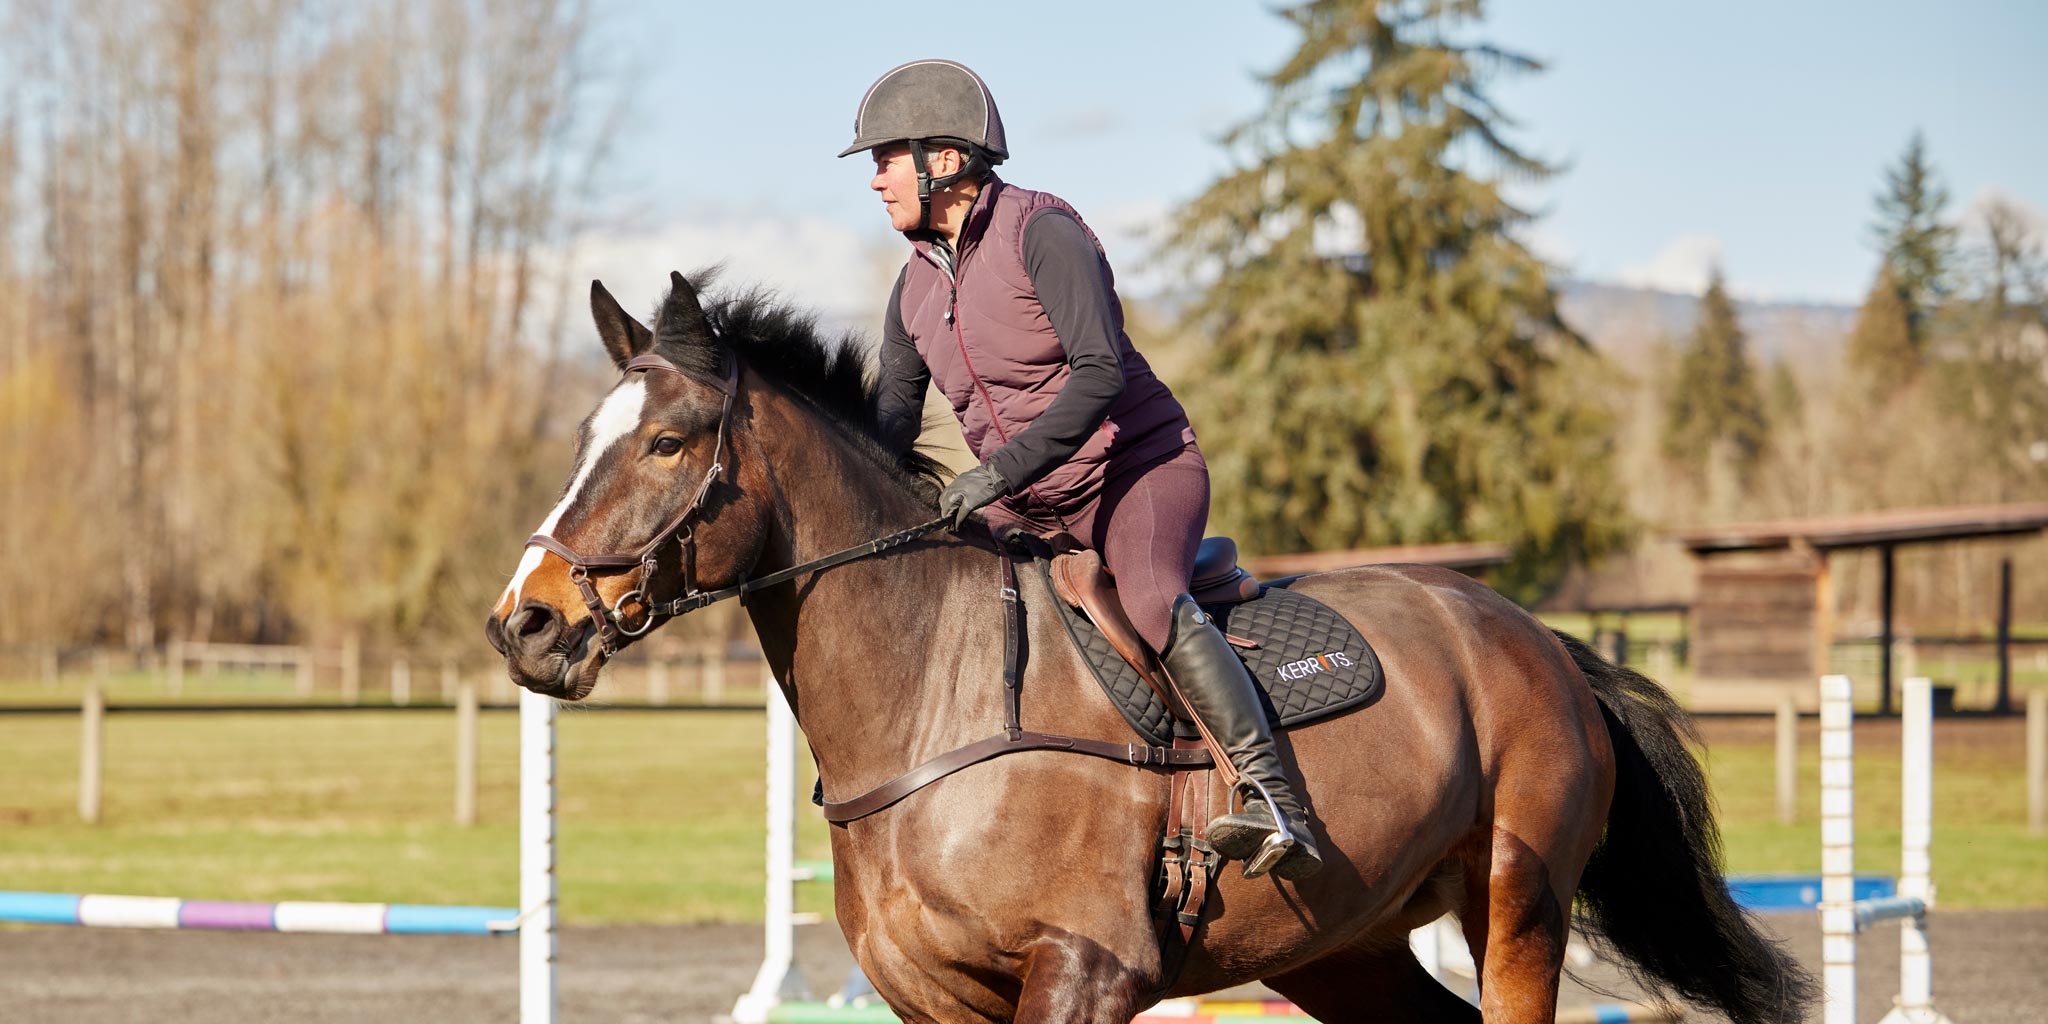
xmin=869 ymin=143 xmax=966 ymax=233
xmin=870 ymin=144 xmax=922 ymax=232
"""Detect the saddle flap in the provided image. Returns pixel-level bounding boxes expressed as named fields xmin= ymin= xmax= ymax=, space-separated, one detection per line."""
xmin=1047 ymin=554 xmax=1384 ymax=748
xmin=1049 ymin=549 xmax=1173 ymax=702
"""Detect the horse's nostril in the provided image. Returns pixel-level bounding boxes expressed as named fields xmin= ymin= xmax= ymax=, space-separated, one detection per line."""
xmin=516 ymin=609 xmax=552 ymax=639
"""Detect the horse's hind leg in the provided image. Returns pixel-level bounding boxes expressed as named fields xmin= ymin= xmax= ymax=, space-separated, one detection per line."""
xmin=1264 ymin=943 xmax=1479 ymax=1024
xmin=1460 ymin=795 xmax=1602 ymax=1021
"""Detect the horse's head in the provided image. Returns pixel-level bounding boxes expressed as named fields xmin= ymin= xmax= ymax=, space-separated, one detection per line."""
xmin=485 ymin=272 xmax=768 ymax=699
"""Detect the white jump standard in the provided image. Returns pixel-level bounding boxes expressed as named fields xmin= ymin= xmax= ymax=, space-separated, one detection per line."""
xmin=0 ymin=688 xmax=561 ymax=1024
xmin=1818 ymin=673 xmax=1952 ymax=1024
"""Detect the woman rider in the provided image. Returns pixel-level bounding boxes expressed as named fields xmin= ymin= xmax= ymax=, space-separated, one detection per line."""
xmin=843 ymin=59 xmax=1320 ymax=880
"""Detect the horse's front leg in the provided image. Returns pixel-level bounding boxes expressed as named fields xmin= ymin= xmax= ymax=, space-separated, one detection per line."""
xmin=1011 ymin=926 xmax=1155 ymax=1024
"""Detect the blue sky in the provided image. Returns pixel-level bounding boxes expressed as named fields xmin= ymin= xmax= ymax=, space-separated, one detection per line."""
xmin=572 ymin=0 xmax=2046 ymax=323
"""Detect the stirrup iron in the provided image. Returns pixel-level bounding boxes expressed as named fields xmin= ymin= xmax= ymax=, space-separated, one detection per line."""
xmin=1234 ymin=776 xmax=1297 ymax=880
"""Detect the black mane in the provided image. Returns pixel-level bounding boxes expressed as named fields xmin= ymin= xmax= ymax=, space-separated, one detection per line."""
xmin=658 ymin=282 xmax=947 ymax=506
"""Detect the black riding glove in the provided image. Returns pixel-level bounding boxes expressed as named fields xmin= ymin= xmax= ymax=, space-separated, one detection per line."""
xmin=938 ymin=462 xmax=1009 ymax=531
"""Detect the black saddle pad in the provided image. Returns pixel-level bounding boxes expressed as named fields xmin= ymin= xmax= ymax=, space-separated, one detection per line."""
xmin=1032 ymin=562 xmax=1383 ymax=747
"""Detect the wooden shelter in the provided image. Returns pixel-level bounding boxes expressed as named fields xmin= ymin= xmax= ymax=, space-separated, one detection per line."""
xmin=1673 ymin=503 xmax=2048 ymax=713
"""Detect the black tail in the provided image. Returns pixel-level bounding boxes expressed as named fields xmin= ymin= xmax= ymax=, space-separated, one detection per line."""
xmin=1554 ymin=630 xmax=1815 ymax=1024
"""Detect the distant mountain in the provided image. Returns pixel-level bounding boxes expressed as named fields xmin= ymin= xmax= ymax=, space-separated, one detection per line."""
xmin=1557 ymin=280 xmax=1858 ymax=370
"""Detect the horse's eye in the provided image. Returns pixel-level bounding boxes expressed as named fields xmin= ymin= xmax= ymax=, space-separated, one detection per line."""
xmin=653 ymin=436 xmax=683 ymax=457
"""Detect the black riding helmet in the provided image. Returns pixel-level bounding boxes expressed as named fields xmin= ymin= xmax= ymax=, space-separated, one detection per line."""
xmin=839 ymin=59 xmax=1008 ymax=231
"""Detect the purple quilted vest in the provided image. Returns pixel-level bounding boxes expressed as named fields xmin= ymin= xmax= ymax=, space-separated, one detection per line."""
xmin=898 ymin=177 xmax=1197 ymax=521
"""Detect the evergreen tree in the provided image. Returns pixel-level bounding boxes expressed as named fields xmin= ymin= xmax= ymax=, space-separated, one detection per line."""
xmin=1766 ymin=357 xmax=1803 ymax=433
xmin=1842 ymin=267 xmax=1918 ymax=398
xmin=1662 ymin=269 xmax=1769 ymax=487
xmin=1165 ymin=0 xmax=1628 ymax=602
xmin=1870 ymin=131 xmax=1957 ymax=344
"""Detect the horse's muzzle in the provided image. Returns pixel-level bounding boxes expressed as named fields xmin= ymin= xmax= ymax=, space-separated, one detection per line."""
xmin=486 ymin=604 xmax=602 ymax=700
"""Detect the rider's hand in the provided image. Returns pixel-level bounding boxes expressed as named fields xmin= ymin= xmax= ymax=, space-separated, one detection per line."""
xmin=938 ymin=462 xmax=1009 ymax=530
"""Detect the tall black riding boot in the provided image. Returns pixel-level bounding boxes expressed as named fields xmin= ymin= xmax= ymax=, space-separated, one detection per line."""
xmin=1159 ymin=595 xmax=1323 ymax=881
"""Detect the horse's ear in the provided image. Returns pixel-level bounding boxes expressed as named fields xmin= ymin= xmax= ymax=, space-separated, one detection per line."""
xmin=656 ymin=270 xmax=714 ymax=348
xmin=591 ymin=280 xmax=653 ymax=369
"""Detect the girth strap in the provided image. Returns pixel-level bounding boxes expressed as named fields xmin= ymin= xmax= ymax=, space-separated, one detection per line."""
xmin=820 ymin=730 xmax=1213 ymax=824
xmin=1001 ymin=556 xmax=1023 ymax=736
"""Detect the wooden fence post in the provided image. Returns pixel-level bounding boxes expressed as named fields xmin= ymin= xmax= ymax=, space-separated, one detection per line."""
xmin=341 ymin=635 xmax=361 ymax=706
xmin=2029 ymin=689 xmax=2045 ymax=836
xmin=166 ymin=640 xmax=184 ymax=696
xmin=1776 ymin=692 xmax=1798 ymax=825
xmin=79 ymin=685 xmax=104 ymax=824
xmin=704 ymin=651 xmax=725 ymax=705
xmin=648 ymin=659 xmax=669 ymax=706
xmin=456 ymin=682 xmax=479 ymax=827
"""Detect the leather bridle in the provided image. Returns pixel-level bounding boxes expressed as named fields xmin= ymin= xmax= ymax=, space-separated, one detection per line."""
xmin=523 ymin=349 xmax=953 ymax=659
xmin=523 ymin=352 xmax=738 ymax=658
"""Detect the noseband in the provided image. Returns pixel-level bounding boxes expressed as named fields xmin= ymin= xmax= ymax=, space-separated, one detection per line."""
xmin=524 ymin=352 xmax=739 ymax=657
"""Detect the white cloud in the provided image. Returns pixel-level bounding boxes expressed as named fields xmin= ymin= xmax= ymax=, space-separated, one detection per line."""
xmin=1085 ymin=196 xmax=1176 ymax=295
xmin=1959 ymin=185 xmax=2048 ymax=242
xmin=1520 ymin=223 xmax=1579 ymax=270
xmin=535 ymin=194 xmax=1215 ymax=348
xmin=1616 ymin=233 xmax=1723 ymax=294
xmin=556 ymin=208 xmax=902 ymax=339
xmin=1041 ymin=105 xmax=1127 ymax=141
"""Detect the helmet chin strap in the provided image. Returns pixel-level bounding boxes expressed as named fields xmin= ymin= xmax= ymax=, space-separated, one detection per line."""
xmin=909 ymin=140 xmax=934 ymax=231
xmin=908 ymin=139 xmax=980 ymax=233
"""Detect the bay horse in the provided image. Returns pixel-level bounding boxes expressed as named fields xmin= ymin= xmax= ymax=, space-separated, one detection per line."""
xmin=485 ymin=273 xmax=1812 ymax=1023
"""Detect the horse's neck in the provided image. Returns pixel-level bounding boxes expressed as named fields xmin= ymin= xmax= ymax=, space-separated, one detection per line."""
xmin=741 ymin=395 xmax=1002 ymax=793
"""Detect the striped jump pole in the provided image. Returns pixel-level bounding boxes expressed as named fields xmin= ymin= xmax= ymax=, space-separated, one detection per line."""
xmin=733 ymin=687 xmax=810 ymax=1023
xmin=520 ymin=686 xmax=559 ymax=1024
xmin=3 ymin=684 xmax=561 ymax=1024
xmin=1819 ymin=673 xmax=1857 ymax=1024
xmin=0 ymin=892 xmax=515 ymax=934
xmin=1819 ymin=674 xmax=1952 ymax=1024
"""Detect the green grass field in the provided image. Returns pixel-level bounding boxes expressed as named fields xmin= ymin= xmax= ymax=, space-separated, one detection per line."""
xmin=0 ymin=707 xmax=2040 ymax=923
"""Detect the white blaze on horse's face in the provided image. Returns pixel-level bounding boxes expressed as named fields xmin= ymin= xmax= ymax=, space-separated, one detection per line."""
xmin=502 ymin=377 xmax=650 ymax=608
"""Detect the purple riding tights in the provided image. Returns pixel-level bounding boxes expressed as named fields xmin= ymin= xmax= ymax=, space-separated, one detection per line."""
xmin=986 ymin=445 xmax=1210 ymax=652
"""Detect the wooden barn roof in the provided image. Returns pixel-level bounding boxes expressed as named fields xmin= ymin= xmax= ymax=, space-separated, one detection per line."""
xmin=1673 ymin=502 xmax=2048 ymax=555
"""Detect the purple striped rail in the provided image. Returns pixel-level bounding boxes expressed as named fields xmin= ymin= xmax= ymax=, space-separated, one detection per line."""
xmin=0 ymin=890 xmax=516 ymax=935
